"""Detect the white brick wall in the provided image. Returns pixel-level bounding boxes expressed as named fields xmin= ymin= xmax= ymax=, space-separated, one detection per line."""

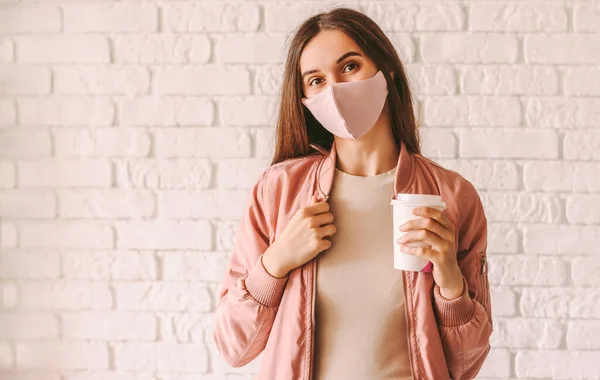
xmin=0 ymin=1 xmax=599 ymax=379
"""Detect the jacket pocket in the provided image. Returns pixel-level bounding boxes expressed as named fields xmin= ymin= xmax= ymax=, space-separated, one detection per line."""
xmin=478 ymin=252 xmax=492 ymax=328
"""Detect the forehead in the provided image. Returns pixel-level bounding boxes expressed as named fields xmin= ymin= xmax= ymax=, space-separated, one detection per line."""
xmin=299 ymin=29 xmax=364 ymax=73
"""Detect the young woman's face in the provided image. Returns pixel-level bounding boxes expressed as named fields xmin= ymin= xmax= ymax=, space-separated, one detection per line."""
xmin=299 ymin=29 xmax=380 ymax=99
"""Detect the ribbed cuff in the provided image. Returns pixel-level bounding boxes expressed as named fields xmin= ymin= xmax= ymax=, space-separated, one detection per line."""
xmin=433 ymin=276 xmax=476 ymax=327
xmin=244 ymin=254 xmax=289 ymax=308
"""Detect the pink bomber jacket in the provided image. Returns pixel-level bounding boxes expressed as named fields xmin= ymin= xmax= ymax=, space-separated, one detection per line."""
xmin=213 ymin=138 xmax=493 ymax=380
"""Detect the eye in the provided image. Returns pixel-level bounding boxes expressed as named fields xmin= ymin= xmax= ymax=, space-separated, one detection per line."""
xmin=308 ymin=77 xmax=324 ymax=87
xmin=343 ymin=62 xmax=359 ymax=73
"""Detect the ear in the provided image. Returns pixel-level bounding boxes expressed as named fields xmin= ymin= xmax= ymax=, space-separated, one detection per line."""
xmin=390 ymin=71 xmax=395 ymax=80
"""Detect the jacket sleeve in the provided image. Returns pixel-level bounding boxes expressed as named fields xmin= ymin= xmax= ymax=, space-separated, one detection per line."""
xmin=432 ymin=180 xmax=493 ymax=380
xmin=212 ymin=169 xmax=289 ymax=368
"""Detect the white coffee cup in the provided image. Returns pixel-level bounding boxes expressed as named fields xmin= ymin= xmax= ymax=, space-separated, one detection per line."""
xmin=390 ymin=194 xmax=446 ymax=272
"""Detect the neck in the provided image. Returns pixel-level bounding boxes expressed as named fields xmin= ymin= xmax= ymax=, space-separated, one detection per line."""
xmin=334 ymin=101 xmax=399 ymax=177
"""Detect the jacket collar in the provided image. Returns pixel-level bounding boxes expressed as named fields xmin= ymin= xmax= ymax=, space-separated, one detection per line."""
xmin=315 ymin=138 xmax=415 ymax=200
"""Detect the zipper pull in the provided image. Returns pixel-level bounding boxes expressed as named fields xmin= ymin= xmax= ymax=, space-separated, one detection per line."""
xmin=481 ymin=256 xmax=487 ymax=275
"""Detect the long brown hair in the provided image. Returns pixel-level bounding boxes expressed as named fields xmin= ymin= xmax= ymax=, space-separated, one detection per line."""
xmin=270 ymin=6 xmax=421 ymax=166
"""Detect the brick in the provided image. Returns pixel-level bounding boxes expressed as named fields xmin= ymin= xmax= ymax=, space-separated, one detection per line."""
xmin=1 ymin=222 xmax=17 ymax=248
xmin=419 ymin=129 xmax=457 ymax=158
xmin=0 ymin=343 xmax=12 ymax=369
xmin=58 ymin=190 xmax=154 ymax=219
xmin=524 ymin=225 xmax=600 ymax=255
xmin=265 ymin=3 xmax=346 ymax=32
xmin=159 ymin=312 xmax=209 ymax=343
xmin=20 ymin=221 xmax=114 ymax=249
xmin=0 ymin=64 xmax=51 ymax=95
xmin=19 ymin=281 xmax=112 ymax=310
xmin=524 ymin=162 xmax=600 ymax=192
xmin=0 ymin=5 xmax=61 ymax=33
xmin=163 ymin=3 xmax=259 ymax=32
xmin=516 ymin=351 xmax=600 ymax=379
xmin=115 ymin=282 xmax=211 ymax=312
xmin=254 ymin=128 xmax=275 ymax=159
xmin=526 ymin=35 xmax=600 ymax=64
xmin=571 ymin=257 xmax=600 ymax=286
xmin=63 ymin=3 xmax=158 ymax=32
xmin=54 ymin=128 xmax=151 ymax=157
xmin=219 ymin=96 xmax=277 ymax=126
xmin=155 ymin=128 xmax=251 ymax=158
xmin=483 ymin=192 xmax=561 ymax=224
xmin=115 ymin=159 xmax=212 ymax=189
xmin=16 ymin=342 xmax=109 ymax=370
xmin=162 ymin=251 xmax=229 ymax=282
xmin=362 ymin=3 xmax=463 ymax=31
xmin=0 ymin=38 xmax=12 ymax=62
xmin=19 ymin=160 xmax=112 ymax=188
xmin=118 ymin=97 xmax=213 ymax=126
xmin=573 ymin=3 xmax=600 ymax=32
xmin=460 ymin=65 xmax=558 ymax=95
xmin=217 ymin=159 xmax=270 ymax=189
xmin=215 ymin=35 xmax=286 ymax=63
xmin=0 ymin=99 xmax=15 ymax=125
xmin=421 ymin=34 xmax=518 ymax=63
xmin=566 ymin=195 xmax=600 ymax=225
xmin=0 ymin=313 xmax=58 ymax=339
xmin=423 ymin=97 xmax=521 ymax=127
xmin=16 ymin=35 xmax=110 ymax=63
xmin=19 ymin=97 xmax=114 ymax=126
xmin=526 ymin=98 xmax=600 ymax=128
xmin=0 ymin=161 xmax=15 ymax=188
xmin=388 ymin=34 xmax=415 ymax=63
xmin=477 ymin=349 xmax=511 ymax=378
xmin=114 ymin=34 xmax=210 ymax=64
xmin=567 ymin=321 xmax=600 ymax=349
xmin=254 ymin=65 xmax=284 ymax=95
xmin=54 ymin=66 xmax=150 ymax=95
xmin=488 ymin=223 xmax=520 ymax=254
xmin=63 ymin=373 xmax=154 ymax=380
xmin=406 ymin=64 xmax=456 ymax=95
xmin=564 ymin=131 xmax=600 ymax=160
xmin=488 ymin=255 xmax=567 ymax=286
xmin=458 ymin=129 xmax=558 ymax=159
xmin=1 ymin=282 xmax=18 ymax=308
xmin=154 ymin=66 xmax=250 ymax=95
xmin=115 ymin=221 xmax=212 ymax=250
xmin=0 ymin=373 xmax=61 ymax=380
xmin=470 ymin=3 xmax=567 ymax=32
xmin=435 ymin=159 xmax=519 ymax=191
xmin=0 ymin=130 xmax=51 ymax=157
xmin=570 ymin=289 xmax=600 ymax=318
xmin=0 ymin=250 xmax=60 ymax=279
xmin=563 ymin=67 xmax=600 ymax=96
xmin=491 ymin=287 xmax=516 ymax=316
xmin=62 ymin=250 xmax=157 ymax=281
xmin=62 ymin=312 xmax=156 ymax=341
xmin=215 ymin=221 xmax=237 ymax=251
xmin=520 ymin=288 xmax=571 ymax=318
xmin=158 ymin=189 xmax=247 ymax=220
xmin=490 ymin=318 xmax=563 ymax=348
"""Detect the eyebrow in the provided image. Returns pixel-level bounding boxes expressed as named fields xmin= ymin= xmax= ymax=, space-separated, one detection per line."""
xmin=301 ymin=51 xmax=363 ymax=79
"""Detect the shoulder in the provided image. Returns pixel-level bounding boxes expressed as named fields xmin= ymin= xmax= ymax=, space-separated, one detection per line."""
xmin=414 ymin=154 xmax=484 ymax=225
xmin=260 ymin=153 xmax=322 ymax=191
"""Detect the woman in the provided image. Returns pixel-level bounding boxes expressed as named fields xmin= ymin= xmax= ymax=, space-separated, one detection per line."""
xmin=213 ymin=7 xmax=492 ymax=380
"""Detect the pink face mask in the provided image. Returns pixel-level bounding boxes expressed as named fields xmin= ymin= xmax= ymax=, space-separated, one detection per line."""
xmin=301 ymin=70 xmax=389 ymax=140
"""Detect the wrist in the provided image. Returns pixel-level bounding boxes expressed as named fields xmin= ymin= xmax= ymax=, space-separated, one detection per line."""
xmin=262 ymin=248 xmax=289 ymax=279
xmin=439 ymin=264 xmax=464 ymax=300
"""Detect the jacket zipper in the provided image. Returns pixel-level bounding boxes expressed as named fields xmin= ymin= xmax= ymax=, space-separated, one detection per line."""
xmin=308 ymin=257 xmax=317 ymax=380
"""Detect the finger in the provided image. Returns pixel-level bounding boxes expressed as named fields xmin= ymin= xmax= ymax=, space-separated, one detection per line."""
xmin=307 ymin=196 xmax=330 ymax=215
xmin=312 ymin=212 xmax=334 ymax=227
xmin=318 ymin=223 xmax=337 ymax=238
xmin=412 ymin=207 xmax=454 ymax=232
xmin=399 ymin=217 xmax=452 ymax=242
xmin=397 ymin=230 xmax=446 ymax=250
xmin=398 ymin=244 xmax=436 ymax=261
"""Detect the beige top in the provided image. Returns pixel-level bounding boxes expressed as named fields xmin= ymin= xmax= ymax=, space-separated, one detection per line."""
xmin=313 ymin=164 xmax=413 ymax=380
